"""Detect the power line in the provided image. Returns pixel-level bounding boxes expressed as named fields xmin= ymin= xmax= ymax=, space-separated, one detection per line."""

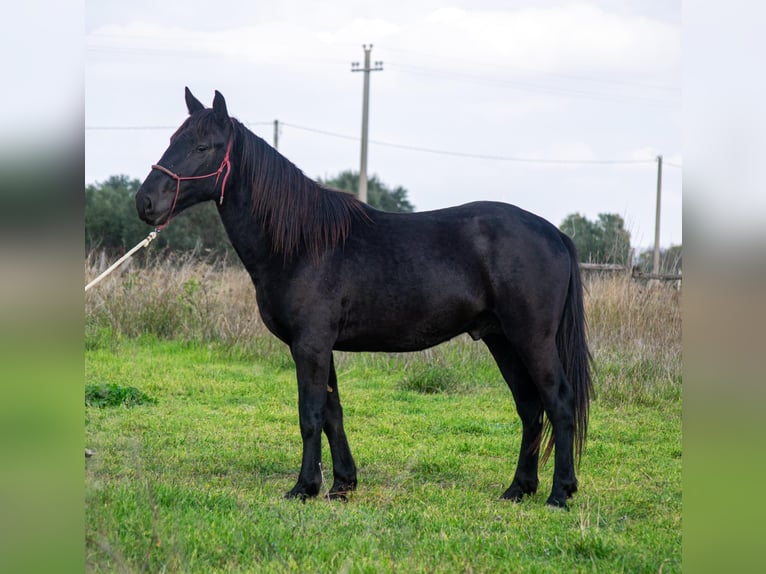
xmin=85 ymin=121 xmax=273 ymax=131
xmin=86 ymin=125 xmax=178 ymax=131
xmin=86 ymin=120 xmax=665 ymax=165
xmin=280 ymin=122 xmax=655 ymax=165
xmin=278 ymin=122 xmax=358 ymax=142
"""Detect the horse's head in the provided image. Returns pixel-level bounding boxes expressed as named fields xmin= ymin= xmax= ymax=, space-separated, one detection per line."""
xmin=136 ymin=88 xmax=235 ymax=227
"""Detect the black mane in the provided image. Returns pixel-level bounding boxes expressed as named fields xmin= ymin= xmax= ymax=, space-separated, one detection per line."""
xmin=230 ymin=118 xmax=369 ymax=261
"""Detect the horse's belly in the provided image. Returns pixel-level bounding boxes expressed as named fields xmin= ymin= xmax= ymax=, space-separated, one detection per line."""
xmin=334 ymin=307 xmax=490 ymax=352
xmin=333 ymin=330 xmax=459 ymax=353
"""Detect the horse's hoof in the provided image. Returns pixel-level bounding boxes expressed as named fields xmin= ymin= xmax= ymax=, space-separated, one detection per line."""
xmin=285 ymin=485 xmax=316 ymax=502
xmin=500 ymin=488 xmax=524 ymax=502
xmin=500 ymin=479 xmax=537 ymax=502
xmin=327 ymin=480 xmax=356 ymax=502
xmin=546 ymin=496 xmax=569 ymax=510
xmin=326 ymin=491 xmax=349 ymax=502
xmin=284 ymin=491 xmax=308 ymax=502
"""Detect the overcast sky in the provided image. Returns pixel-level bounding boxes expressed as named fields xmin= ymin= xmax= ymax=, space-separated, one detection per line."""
xmin=85 ymin=0 xmax=681 ymax=249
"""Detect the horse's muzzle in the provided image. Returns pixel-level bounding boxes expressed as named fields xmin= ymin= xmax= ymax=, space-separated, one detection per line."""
xmin=135 ymin=188 xmax=167 ymax=226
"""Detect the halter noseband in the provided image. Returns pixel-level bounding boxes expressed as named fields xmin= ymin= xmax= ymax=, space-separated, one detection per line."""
xmin=150 ymin=135 xmax=233 ymax=229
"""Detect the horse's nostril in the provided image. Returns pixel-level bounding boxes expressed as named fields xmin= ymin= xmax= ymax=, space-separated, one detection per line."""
xmin=137 ymin=192 xmax=152 ymax=217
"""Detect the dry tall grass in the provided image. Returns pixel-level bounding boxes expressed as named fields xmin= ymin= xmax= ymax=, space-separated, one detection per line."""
xmin=85 ymin=251 xmax=263 ymax=347
xmin=584 ymin=273 xmax=681 ymax=404
xmin=85 ymin=253 xmax=681 ymax=403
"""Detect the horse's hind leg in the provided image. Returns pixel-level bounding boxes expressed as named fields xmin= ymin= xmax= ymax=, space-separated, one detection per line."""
xmin=323 ymin=354 xmax=357 ymax=500
xmin=515 ymin=338 xmax=578 ymax=508
xmin=483 ymin=333 xmax=543 ymax=501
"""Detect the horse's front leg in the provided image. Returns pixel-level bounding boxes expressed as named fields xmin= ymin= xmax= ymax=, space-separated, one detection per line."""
xmin=324 ymin=353 xmax=357 ymax=500
xmin=285 ymin=342 xmax=331 ymax=500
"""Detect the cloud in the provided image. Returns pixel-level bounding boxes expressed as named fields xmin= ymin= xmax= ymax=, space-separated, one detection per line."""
xmin=88 ymin=3 xmax=679 ymax=80
xmin=316 ymin=18 xmax=403 ymax=45
xmin=405 ymin=4 xmax=680 ymax=77
xmin=88 ymin=21 xmax=308 ymax=65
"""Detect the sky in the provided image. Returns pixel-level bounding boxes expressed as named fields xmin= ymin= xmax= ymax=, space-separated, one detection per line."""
xmin=85 ymin=0 xmax=681 ymax=249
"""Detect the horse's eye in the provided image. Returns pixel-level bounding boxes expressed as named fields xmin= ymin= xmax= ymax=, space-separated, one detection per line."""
xmin=196 ymin=144 xmax=209 ymax=152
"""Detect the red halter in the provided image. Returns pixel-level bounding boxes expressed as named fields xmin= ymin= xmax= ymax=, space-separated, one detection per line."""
xmin=151 ymin=136 xmax=233 ymax=230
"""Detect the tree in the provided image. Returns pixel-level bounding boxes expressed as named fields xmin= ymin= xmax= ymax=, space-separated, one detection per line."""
xmin=637 ymin=244 xmax=682 ymax=274
xmin=559 ymin=212 xmax=631 ymax=265
xmin=318 ymin=170 xmax=415 ymax=212
xmin=85 ymin=175 xmax=233 ymax=258
xmin=85 ymin=175 xmax=149 ymax=252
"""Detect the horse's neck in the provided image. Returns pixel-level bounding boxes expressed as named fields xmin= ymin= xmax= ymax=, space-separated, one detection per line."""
xmin=216 ymin=184 xmax=275 ymax=272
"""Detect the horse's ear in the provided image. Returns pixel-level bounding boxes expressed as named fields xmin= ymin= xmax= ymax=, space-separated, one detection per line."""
xmin=185 ymin=87 xmax=205 ymax=115
xmin=212 ymin=90 xmax=229 ymax=121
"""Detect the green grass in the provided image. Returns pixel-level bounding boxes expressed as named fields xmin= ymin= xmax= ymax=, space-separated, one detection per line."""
xmin=86 ymin=338 xmax=681 ymax=573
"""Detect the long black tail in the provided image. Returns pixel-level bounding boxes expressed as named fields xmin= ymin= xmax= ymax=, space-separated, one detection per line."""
xmin=542 ymin=233 xmax=593 ymax=465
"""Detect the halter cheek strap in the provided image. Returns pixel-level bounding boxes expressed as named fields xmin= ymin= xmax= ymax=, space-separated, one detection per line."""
xmin=151 ymin=136 xmax=233 ymax=230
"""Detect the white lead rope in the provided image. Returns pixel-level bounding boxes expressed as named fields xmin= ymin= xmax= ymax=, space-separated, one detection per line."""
xmin=85 ymin=230 xmax=159 ymax=292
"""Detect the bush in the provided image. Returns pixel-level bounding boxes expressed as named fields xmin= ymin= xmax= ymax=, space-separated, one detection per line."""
xmin=85 ymin=383 xmax=156 ymax=407
xmin=399 ymin=362 xmax=465 ymax=394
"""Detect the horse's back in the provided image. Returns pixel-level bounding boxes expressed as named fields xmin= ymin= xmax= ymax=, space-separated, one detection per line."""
xmin=357 ymin=201 xmax=570 ymax=281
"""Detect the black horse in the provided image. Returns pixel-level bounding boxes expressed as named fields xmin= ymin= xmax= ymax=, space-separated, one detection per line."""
xmin=136 ymin=88 xmax=592 ymax=508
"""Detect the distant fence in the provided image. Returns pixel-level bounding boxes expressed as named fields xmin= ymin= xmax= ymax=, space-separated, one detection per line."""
xmin=579 ymin=263 xmax=682 ymax=284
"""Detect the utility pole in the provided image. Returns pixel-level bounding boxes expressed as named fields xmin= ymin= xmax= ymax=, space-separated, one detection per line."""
xmin=273 ymin=119 xmax=279 ymax=150
xmin=653 ymin=155 xmax=663 ymax=275
xmin=351 ymin=44 xmax=383 ymax=203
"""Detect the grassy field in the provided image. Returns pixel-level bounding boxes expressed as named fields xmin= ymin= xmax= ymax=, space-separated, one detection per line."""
xmin=85 ymin=257 xmax=681 ymax=572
